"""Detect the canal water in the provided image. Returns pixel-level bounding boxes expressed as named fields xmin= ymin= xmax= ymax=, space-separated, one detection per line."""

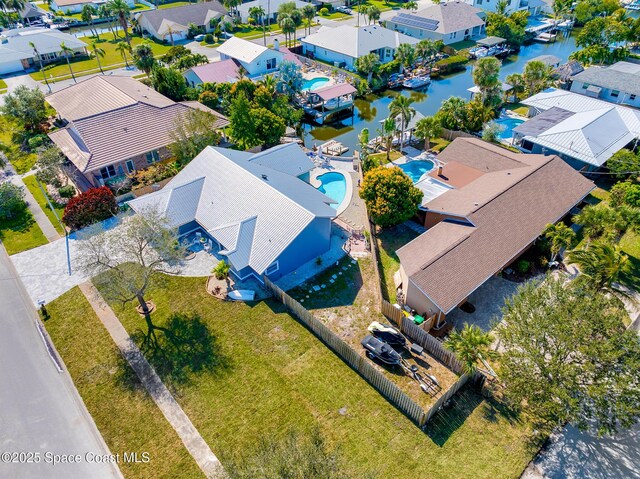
xmin=302 ymin=31 xmax=579 ymax=152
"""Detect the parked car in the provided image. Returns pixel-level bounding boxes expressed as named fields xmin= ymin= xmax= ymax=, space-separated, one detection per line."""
xmin=194 ymin=34 xmax=205 ymax=41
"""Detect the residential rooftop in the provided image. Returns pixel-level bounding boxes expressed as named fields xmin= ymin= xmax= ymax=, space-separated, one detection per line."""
xmin=570 ymin=61 xmax=640 ymax=97
xmin=0 ymin=27 xmax=87 ymax=63
xmin=389 ymin=1 xmax=485 ymax=35
xmin=135 ymin=1 xmax=226 ymax=33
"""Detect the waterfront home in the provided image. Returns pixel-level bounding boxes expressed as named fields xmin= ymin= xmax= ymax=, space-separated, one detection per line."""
xmin=462 ymin=0 xmax=544 ymax=15
xmin=301 ymin=25 xmax=418 ymax=71
xmin=515 ymin=88 xmax=640 ymax=170
xmin=569 ymin=61 xmax=640 ymax=109
xmin=50 ymin=0 xmax=133 ymax=14
xmin=17 ymin=3 xmax=46 ymax=25
xmin=0 ymin=27 xmax=87 ymax=75
xmin=46 ymin=76 xmax=229 ymax=190
xmin=396 ymin=138 xmax=593 ymax=326
xmin=184 ymin=59 xmax=241 ymax=86
xmin=236 ymin=0 xmax=307 ymax=23
xmin=216 ymin=36 xmax=286 ymax=78
xmin=386 ymin=1 xmax=486 ymax=45
xmin=127 ymin=143 xmax=336 ymax=282
xmin=135 ymin=1 xmax=226 ymax=42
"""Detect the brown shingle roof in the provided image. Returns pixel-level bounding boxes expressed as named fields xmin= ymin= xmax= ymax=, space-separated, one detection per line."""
xmin=436 ymin=137 xmax=530 ymax=172
xmin=398 ymin=141 xmax=594 ymax=314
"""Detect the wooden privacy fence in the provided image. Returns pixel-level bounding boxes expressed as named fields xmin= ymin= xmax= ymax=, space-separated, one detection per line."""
xmin=423 ymin=373 xmax=471 ymax=425
xmin=381 ymin=300 xmax=465 ymax=375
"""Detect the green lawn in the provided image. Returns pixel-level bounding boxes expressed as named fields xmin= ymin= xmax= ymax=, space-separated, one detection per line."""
xmin=320 ymin=11 xmax=352 ymax=20
xmin=505 ymin=103 xmax=530 ymax=117
xmin=87 ymin=273 xmax=540 ymax=478
xmin=158 ymin=1 xmax=191 ymax=9
xmin=376 ymin=224 xmax=421 ymax=302
xmin=41 ymin=2 xmax=150 ymax=19
xmin=21 ymin=175 xmax=66 ymax=236
xmin=0 ymin=78 xmax=7 ymax=93
xmin=369 ymin=149 xmax=403 ymax=167
xmin=0 ymin=116 xmax=38 ymax=174
xmin=43 ymin=288 xmax=204 ymax=479
xmin=0 ymin=208 xmax=48 ymax=255
xmin=449 ymin=39 xmax=477 ymax=52
xmin=30 ymin=35 xmax=171 ymax=81
xmin=354 ymin=0 xmax=405 ymax=13
xmin=233 ymin=23 xmax=281 ymax=39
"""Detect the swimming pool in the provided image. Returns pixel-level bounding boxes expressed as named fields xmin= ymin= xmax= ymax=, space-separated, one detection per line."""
xmin=492 ymin=117 xmax=525 ymax=141
xmin=316 ymin=172 xmax=347 ymax=209
xmin=398 ymin=160 xmax=435 ymax=183
xmin=302 ymin=77 xmax=330 ymax=92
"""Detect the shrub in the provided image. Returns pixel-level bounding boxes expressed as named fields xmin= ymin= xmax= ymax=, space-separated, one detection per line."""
xmin=204 ymin=33 xmax=214 ymax=44
xmin=62 ymin=186 xmax=118 ymax=230
xmin=434 ymin=55 xmax=468 ymax=74
xmin=515 ymin=260 xmax=531 ymax=274
xmin=610 ymin=181 xmax=640 ymax=208
xmin=129 ymin=162 xmax=179 ymax=188
xmin=319 ymin=7 xmax=329 ymax=15
xmin=27 ymin=134 xmax=49 ymax=151
xmin=0 ymin=182 xmax=27 ymax=220
xmin=58 ymin=185 xmax=76 ymax=199
xmin=213 ymin=260 xmax=230 ymax=280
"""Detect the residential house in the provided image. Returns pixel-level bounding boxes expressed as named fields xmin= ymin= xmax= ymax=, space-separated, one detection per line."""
xmin=513 ymin=88 xmax=640 ymax=170
xmin=50 ymin=0 xmax=133 ymax=14
xmin=569 ymin=61 xmax=640 ymax=109
xmin=386 ymin=1 xmax=486 ymax=45
xmin=396 ymin=138 xmax=593 ymax=325
xmin=184 ymin=58 xmax=241 ymax=86
xmin=136 ymin=1 xmax=226 ymax=42
xmin=461 ymin=0 xmax=544 ymax=15
xmin=127 ymin=143 xmax=336 ymax=281
xmin=17 ymin=3 xmax=46 ymax=25
xmin=236 ymin=0 xmax=307 ymax=23
xmin=216 ymin=36 xmax=285 ymax=77
xmin=0 ymin=27 xmax=87 ymax=75
xmin=301 ymin=25 xmax=418 ymax=71
xmin=46 ymin=76 xmax=229 ymax=189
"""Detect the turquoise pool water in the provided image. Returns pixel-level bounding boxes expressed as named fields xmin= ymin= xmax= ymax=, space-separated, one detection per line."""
xmin=398 ymin=160 xmax=434 ymax=183
xmin=316 ymin=172 xmax=347 ymax=208
xmin=492 ymin=117 xmax=525 ymax=140
xmin=302 ymin=77 xmax=330 ymax=91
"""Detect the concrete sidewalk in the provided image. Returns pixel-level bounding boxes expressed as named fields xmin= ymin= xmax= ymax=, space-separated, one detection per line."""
xmin=11 ymin=175 xmax=61 ymax=242
xmin=79 ymin=282 xmax=225 ymax=479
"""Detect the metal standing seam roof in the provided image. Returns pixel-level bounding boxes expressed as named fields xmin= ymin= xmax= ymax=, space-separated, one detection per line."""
xmin=397 ymin=140 xmax=594 ymax=314
xmin=313 ymin=83 xmax=357 ymax=101
xmin=127 ymin=145 xmax=337 ymax=275
xmin=247 ymin=143 xmax=314 ymax=177
xmin=570 ymin=61 xmax=640 ymax=97
xmin=477 ymin=36 xmax=505 ymax=47
xmin=216 ymin=36 xmax=279 ymax=64
xmin=390 ymin=1 xmax=485 ymax=35
xmin=135 ymin=1 xmax=226 ymax=32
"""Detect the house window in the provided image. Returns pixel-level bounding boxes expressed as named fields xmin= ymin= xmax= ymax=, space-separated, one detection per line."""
xmin=146 ymin=150 xmax=160 ymax=164
xmin=126 ymin=160 xmax=135 ymax=173
xmin=631 ymin=94 xmax=637 ymax=100
xmin=611 ymin=90 xmax=619 ymax=98
xmin=265 ymin=261 xmax=279 ymax=275
xmin=99 ymin=165 xmax=116 ymax=179
xmin=582 ymin=83 xmax=589 ymax=89
xmin=117 ymin=165 xmax=124 ymax=176
xmin=266 ymin=58 xmax=276 ymax=70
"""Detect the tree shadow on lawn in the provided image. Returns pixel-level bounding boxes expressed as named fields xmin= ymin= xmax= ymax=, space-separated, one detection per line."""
xmin=0 ymin=209 xmax=36 ymax=238
xmin=131 ymin=312 xmax=232 ymax=387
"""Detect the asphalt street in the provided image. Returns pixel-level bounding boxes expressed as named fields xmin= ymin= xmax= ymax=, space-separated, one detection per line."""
xmin=0 ymin=246 xmax=121 ymax=479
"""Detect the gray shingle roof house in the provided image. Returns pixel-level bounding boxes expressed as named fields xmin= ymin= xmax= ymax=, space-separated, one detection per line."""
xmin=127 ymin=143 xmax=336 ymax=281
xmin=136 ymin=1 xmax=226 ymax=42
xmin=569 ymin=61 xmax=640 ymax=108
xmin=386 ymin=1 xmax=486 ymax=45
xmin=396 ymin=138 xmax=593 ymax=323
xmin=47 ymin=76 xmax=229 ymax=189
xmin=0 ymin=27 xmax=87 ymax=75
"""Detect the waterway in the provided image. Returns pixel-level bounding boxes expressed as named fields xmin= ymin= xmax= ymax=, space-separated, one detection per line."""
xmin=302 ymin=30 xmax=579 ymax=152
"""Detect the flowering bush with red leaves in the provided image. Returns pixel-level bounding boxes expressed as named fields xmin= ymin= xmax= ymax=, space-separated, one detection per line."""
xmin=62 ymin=186 xmax=118 ymax=230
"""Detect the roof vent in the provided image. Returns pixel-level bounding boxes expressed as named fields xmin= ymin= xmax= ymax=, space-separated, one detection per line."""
xmin=261 ymin=174 xmax=268 ymax=180
xmin=474 ymin=202 xmax=478 ymax=206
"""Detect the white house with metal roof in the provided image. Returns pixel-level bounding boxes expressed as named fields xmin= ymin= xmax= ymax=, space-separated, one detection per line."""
xmin=216 ymin=36 xmax=285 ymax=77
xmin=301 ymin=25 xmax=418 ymax=71
xmin=385 ymin=1 xmax=486 ymax=45
xmin=513 ymin=88 xmax=640 ymax=170
xmin=127 ymin=143 xmax=336 ymax=281
xmin=0 ymin=27 xmax=87 ymax=75
xmin=50 ymin=0 xmax=133 ymax=14
xmin=569 ymin=61 xmax=640 ymax=109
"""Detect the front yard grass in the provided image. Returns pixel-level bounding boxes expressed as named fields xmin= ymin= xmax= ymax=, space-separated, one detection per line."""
xmin=30 ymin=35 xmax=171 ymax=81
xmin=354 ymin=0 xmax=405 ymax=12
xmin=376 ymin=223 xmax=421 ymax=302
xmin=0 ymin=116 xmax=38 ymax=174
xmin=0 ymin=78 xmax=7 ymax=93
xmin=21 ymin=175 xmax=67 ymax=236
xmin=43 ymin=288 xmax=204 ymax=479
xmin=87 ymin=273 xmax=541 ymax=479
xmin=369 ymin=149 xmax=403 ymax=166
xmin=0 ymin=208 xmax=48 ymax=255
xmin=158 ymin=0 xmax=191 ymax=8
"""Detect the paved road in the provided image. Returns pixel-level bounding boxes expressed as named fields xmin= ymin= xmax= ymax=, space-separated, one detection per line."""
xmin=0 ymin=247 xmax=121 ymax=479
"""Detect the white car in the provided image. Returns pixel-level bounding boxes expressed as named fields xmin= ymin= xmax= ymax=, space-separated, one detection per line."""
xmin=194 ymin=34 xmax=205 ymax=41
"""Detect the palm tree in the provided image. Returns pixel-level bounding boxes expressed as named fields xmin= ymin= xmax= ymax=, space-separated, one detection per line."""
xmin=389 ymin=95 xmax=415 ymax=152
xmin=395 ymin=43 xmax=416 ymax=74
xmin=415 ymin=39 xmax=435 ymax=66
xmin=29 ymin=41 xmax=51 ymax=93
xmin=543 ymin=222 xmax=575 ymax=263
xmin=98 ymin=4 xmax=117 ymax=40
xmin=166 ymin=24 xmax=175 ymax=46
xmin=445 ymin=324 xmax=495 ymax=375
xmin=405 ymin=1 xmax=418 ymax=13
xmin=115 ymin=40 xmax=131 ymax=68
xmin=2 ymin=0 xmax=26 ymax=12
xmin=59 ymin=41 xmax=77 ymax=83
xmin=567 ymin=242 xmax=629 ymax=293
xmin=132 ymin=42 xmax=156 ymax=75
xmin=91 ymin=44 xmax=106 ymax=74
xmin=552 ymin=0 xmax=570 ymax=22
xmin=505 ymin=73 xmax=524 ymax=102
xmin=302 ymin=4 xmax=315 ymax=36
xmin=354 ymin=52 xmax=380 ymax=83
xmin=249 ymin=5 xmax=267 ymax=45
xmin=108 ymin=0 xmax=131 ymax=44
xmin=81 ymin=4 xmax=98 ymax=37
xmin=379 ymin=116 xmax=396 ymax=161
xmin=522 ymin=60 xmax=553 ymax=96
xmin=279 ymin=16 xmax=295 ymax=48
xmin=259 ymin=74 xmax=277 ymax=96
xmin=472 ymin=56 xmax=502 ymax=108
xmin=495 ymin=0 xmax=508 ymax=15
xmin=366 ymin=5 xmax=380 ymax=25
xmin=414 ymin=116 xmax=442 ymax=151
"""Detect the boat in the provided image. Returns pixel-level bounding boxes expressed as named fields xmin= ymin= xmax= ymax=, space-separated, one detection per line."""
xmin=227 ymin=290 xmax=255 ymax=301
xmin=535 ymin=32 xmax=557 ymax=43
xmin=368 ymin=322 xmax=406 ymax=347
xmin=361 ymin=335 xmax=402 ymax=365
xmin=468 ymin=46 xmax=488 ymax=59
xmin=323 ymin=96 xmax=353 ymax=110
xmin=402 ymin=75 xmax=431 ymax=89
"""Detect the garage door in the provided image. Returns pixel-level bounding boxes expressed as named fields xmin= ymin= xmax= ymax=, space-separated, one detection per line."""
xmin=0 ymin=59 xmax=25 ymax=75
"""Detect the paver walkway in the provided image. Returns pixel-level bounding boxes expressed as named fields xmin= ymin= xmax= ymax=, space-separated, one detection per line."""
xmin=78 ymin=282 xmax=225 ymax=479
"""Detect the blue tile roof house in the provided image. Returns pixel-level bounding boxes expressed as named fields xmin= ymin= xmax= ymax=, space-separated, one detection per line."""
xmin=127 ymin=143 xmax=337 ymax=282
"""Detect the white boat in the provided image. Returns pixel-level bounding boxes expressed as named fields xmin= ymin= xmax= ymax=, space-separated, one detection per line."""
xmin=469 ymin=46 xmax=488 ymax=58
xmin=323 ymin=96 xmax=353 ymax=110
xmin=227 ymin=290 xmax=256 ymax=301
xmin=402 ymin=76 xmax=431 ymax=89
